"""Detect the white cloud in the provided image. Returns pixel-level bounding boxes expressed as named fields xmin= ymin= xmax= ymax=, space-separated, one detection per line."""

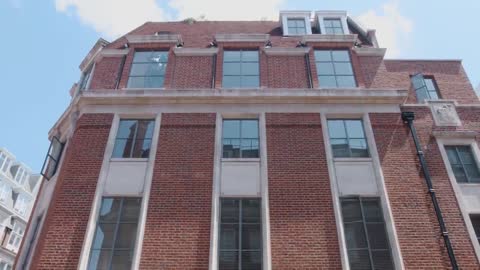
xmin=356 ymin=1 xmax=413 ymax=58
xmin=168 ymin=0 xmax=284 ymax=21
xmin=55 ymin=0 xmax=167 ymax=39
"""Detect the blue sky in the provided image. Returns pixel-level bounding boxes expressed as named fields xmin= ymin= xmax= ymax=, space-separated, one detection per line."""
xmin=1 ymin=0 xmax=479 ymax=171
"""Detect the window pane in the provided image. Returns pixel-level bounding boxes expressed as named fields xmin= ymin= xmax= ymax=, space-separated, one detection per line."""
xmin=324 ymin=19 xmax=333 ymax=27
xmin=316 ymin=63 xmax=335 ymax=75
xmin=221 ymin=199 xmax=239 ymax=223
xmin=336 ymin=76 xmax=356 ymax=87
xmin=99 ymin=198 xmax=121 ymax=222
xmin=464 ymin=164 xmax=480 ymax=182
xmin=471 ymin=215 xmax=480 ymax=239
xmin=287 ymin=19 xmax=297 ymax=27
xmin=220 ymin=224 xmax=239 ymax=249
xmin=325 ymin=28 xmax=335 ymax=34
xmin=115 ymin=223 xmax=138 ymax=249
xmin=345 ymin=120 xmax=365 ymax=138
xmin=121 ymin=198 xmax=141 ymax=222
xmin=223 ymin=76 xmax=241 ymax=88
xmin=241 ymin=120 xmax=259 ymax=138
xmin=92 ymin=223 xmax=116 ymax=249
xmin=242 ymin=63 xmax=259 ymax=75
xmin=458 ymin=146 xmax=475 ymax=164
xmin=331 ymin=19 xmax=342 ymax=27
xmin=129 ymin=63 xmax=166 ymax=76
xmin=314 ymin=51 xmax=332 ymax=61
xmin=242 ymin=251 xmax=262 ymax=270
xmin=224 ymin=51 xmax=241 ymax=62
xmin=349 ymin=139 xmax=369 ymax=157
xmin=332 ymin=51 xmax=350 ymax=61
xmin=372 ymin=250 xmax=394 ymax=270
xmin=331 ymin=139 xmax=349 ymax=157
xmin=318 ymin=76 xmax=337 ymax=87
xmin=242 ymin=199 xmax=261 ymax=223
xmin=328 ymin=120 xmax=347 ymax=138
xmin=223 ymin=139 xmax=241 ymax=158
xmin=334 ymin=62 xmax=353 ymax=75
xmin=452 ymin=165 xmax=468 ymax=183
xmin=132 ymin=138 xmax=151 ymax=158
xmin=362 ymin=199 xmax=383 ymax=223
xmin=223 ymin=62 xmax=241 ymax=76
xmin=138 ymin=120 xmax=154 ymax=139
xmin=219 ymin=251 xmax=238 ymax=270
xmin=223 ymin=120 xmax=241 ymax=138
xmin=241 ymin=76 xmax=260 ymax=88
xmin=334 ymin=28 xmax=344 ymax=35
xmin=344 ymin=221 xmax=368 ymax=249
xmin=367 ymin=223 xmax=390 ymax=249
xmin=127 ymin=76 xmax=164 ymax=88
xmin=446 ymin=147 xmax=460 ymax=164
xmin=241 ymin=140 xmax=259 ymax=158
xmin=112 ymin=139 xmax=132 ymax=158
xmin=424 ymin=78 xmax=436 ymax=91
xmin=117 ymin=120 xmax=137 ymax=139
xmin=133 ymin=51 xmax=168 ymax=63
xmin=348 ymin=250 xmax=371 ymax=270
xmin=242 ymin=224 xmax=262 ymax=250
xmin=88 ymin=250 xmax=111 ymax=270
xmin=242 ymin=51 xmax=259 ymax=62
xmin=110 ymin=250 xmax=133 ymax=270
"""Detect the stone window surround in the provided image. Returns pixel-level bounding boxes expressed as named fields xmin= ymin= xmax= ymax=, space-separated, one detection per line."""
xmin=279 ymin=11 xmax=313 ymax=36
xmin=315 ymin=11 xmax=349 ymax=35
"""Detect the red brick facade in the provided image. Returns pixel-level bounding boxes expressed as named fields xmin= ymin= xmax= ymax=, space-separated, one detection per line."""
xmin=23 ymin=17 xmax=480 ymax=270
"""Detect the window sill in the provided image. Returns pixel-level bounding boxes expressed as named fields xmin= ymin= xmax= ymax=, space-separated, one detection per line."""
xmin=221 ymin=158 xmax=260 ymax=162
xmin=110 ymin=158 xmax=149 ymax=162
xmin=333 ymin=157 xmax=372 ymax=162
xmin=458 ymin=182 xmax=480 ymax=187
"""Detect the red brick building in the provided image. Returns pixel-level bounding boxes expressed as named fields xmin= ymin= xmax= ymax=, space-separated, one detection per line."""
xmin=15 ymin=10 xmax=480 ymax=270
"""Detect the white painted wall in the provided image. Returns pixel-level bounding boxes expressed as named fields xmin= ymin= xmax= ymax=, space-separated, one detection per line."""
xmin=220 ymin=160 xmax=261 ymax=197
xmin=334 ymin=159 xmax=378 ymax=196
xmin=103 ymin=160 xmax=147 ymax=196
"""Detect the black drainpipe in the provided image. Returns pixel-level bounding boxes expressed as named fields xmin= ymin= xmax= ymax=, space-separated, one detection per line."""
xmin=211 ymin=53 xmax=217 ymax=88
xmin=304 ymin=51 xmax=313 ymax=88
xmin=114 ymin=55 xmax=127 ymax=89
xmin=401 ymin=111 xmax=458 ymax=270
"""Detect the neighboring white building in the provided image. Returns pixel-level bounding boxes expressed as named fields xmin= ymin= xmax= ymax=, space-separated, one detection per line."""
xmin=0 ymin=148 xmax=42 ymax=270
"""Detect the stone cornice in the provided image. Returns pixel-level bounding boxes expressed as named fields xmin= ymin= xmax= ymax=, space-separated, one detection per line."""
xmin=303 ymin=34 xmax=357 ymax=44
xmin=215 ymin=34 xmax=270 ymax=43
xmin=126 ymin=34 xmax=181 ymax=44
xmin=263 ymin=47 xmax=310 ymax=56
xmin=173 ymin=47 xmax=218 ymax=56
xmin=79 ymin=38 xmax=109 ymax=71
xmin=94 ymin=49 xmax=130 ymax=63
xmin=433 ymin=130 xmax=478 ymax=139
xmin=353 ymin=47 xmax=386 ymax=57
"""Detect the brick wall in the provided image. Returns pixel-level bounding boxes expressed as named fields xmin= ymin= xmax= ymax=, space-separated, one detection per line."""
xmin=266 ymin=113 xmax=342 ymax=269
xmin=370 ymin=111 xmax=479 ymax=268
xmin=170 ymin=55 xmax=214 ymax=88
xmin=89 ymin=57 xmax=123 ymax=90
xmin=139 ymin=113 xmax=215 ymax=269
xmin=30 ymin=113 xmax=113 ymax=270
xmin=265 ymin=55 xmax=310 ymax=88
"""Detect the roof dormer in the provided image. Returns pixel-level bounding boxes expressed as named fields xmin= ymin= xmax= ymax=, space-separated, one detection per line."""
xmin=279 ymin=11 xmax=312 ymax=36
xmin=314 ymin=11 xmax=349 ymax=35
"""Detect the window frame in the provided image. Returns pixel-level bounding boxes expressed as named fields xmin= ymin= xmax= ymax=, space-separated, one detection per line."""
xmin=218 ymin=198 xmax=263 ymax=270
xmin=327 ymin=119 xmax=369 ymax=158
xmin=222 ymin=119 xmax=260 ymax=159
xmin=87 ymin=197 xmax=142 ymax=270
xmin=411 ymin=74 xmax=441 ymax=103
xmin=127 ymin=50 xmax=169 ymax=89
xmin=445 ymin=145 xmax=480 ymax=183
xmin=314 ymin=49 xmax=357 ymax=88
xmin=471 ymin=214 xmax=480 ymax=244
xmin=112 ymin=119 xmax=155 ymax=159
xmin=286 ymin=18 xmax=307 ymax=35
xmin=340 ymin=196 xmax=395 ymax=270
xmin=222 ymin=49 xmax=260 ymax=89
xmin=79 ymin=64 xmax=95 ymax=91
xmin=323 ymin=18 xmax=344 ymax=34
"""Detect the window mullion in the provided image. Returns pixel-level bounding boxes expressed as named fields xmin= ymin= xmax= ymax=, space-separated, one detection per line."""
xmin=130 ymin=121 xmax=139 ymax=158
xmin=343 ymin=121 xmax=352 ymax=157
xmin=359 ymin=198 xmax=375 ymax=270
xmin=239 ymin=120 xmax=243 ymax=158
xmin=108 ymin=198 xmax=124 ymax=270
xmin=239 ymin=199 xmax=242 ymax=270
xmin=455 ymin=147 xmax=470 ymax=183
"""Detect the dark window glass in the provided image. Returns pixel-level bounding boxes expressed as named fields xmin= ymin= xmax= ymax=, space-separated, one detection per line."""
xmin=219 ymin=198 xmax=262 ymax=270
xmin=80 ymin=64 xmax=94 ymax=90
xmin=470 ymin=215 xmax=480 ymax=244
xmin=287 ymin=18 xmax=306 ymax=35
xmin=127 ymin=51 xmax=168 ymax=88
xmin=328 ymin=119 xmax=368 ymax=158
xmin=112 ymin=119 xmax=155 ymax=158
xmin=40 ymin=136 xmax=64 ymax=180
xmin=223 ymin=119 xmax=259 ymax=158
xmin=222 ymin=50 xmax=259 ymax=88
xmin=411 ymin=74 xmax=440 ymax=102
xmin=315 ymin=50 xmax=355 ymax=88
xmin=341 ymin=197 xmax=394 ymax=270
xmin=88 ymin=197 xmax=141 ymax=270
xmin=324 ymin=18 xmax=344 ymax=34
xmin=445 ymin=146 xmax=480 ymax=183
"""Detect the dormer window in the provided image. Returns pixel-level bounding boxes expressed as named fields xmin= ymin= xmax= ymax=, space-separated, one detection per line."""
xmin=315 ymin=11 xmax=349 ymax=35
xmin=324 ymin=18 xmax=343 ymax=34
xmin=287 ymin=18 xmax=307 ymax=35
xmin=280 ymin=11 xmax=312 ymax=36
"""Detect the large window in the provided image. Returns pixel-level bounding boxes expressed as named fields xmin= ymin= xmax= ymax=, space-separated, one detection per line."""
xmin=13 ymin=194 xmax=29 ymax=216
xmin=14 ymin=167 xmax=28 ymax=186
xmin=0 ymin=182 xmax=11 ymax=203
xmin=411 ymin=74 xmax=440 ymax=102
xmin=80 ymin=64 xmax=94 ymax=90
xmin=0 ymin=153 xmax=11 ymax=174
xmin=0 ymin=262 xmax=12 ymax=270
xmin=471 ymin=215 xmax=480 ymax=244
xmin=324 ymin=18 xmax=344 ymax=34
xmin=127 ymin=51 xmax=168 ymax=88
xmin=341 ymin=197 xmax=394 ymax=270
xmin=222 ymin=50 xmax=259 ymax=88
xmin=88 ymin=197 xmax=141 ymax=270
xmin=40 ymin=136 xmax=64 ymax=181
xmin=328 ymin=119 xmax=369 ymax=158
xmin=7 ymin=221 xmax=24 ymax=253
xmin=287 ymin=18 xmax=307 ymax=35
xmin=315 ymin=50 xmax=356 ymax=88
xmin=219 ymin=198 xmax=262 ymax=270
xmin=112 ymin=119 xmax=155 ymax=158
xmin=222 ymin=119 xmax=259 ymax=158
xmin=445 ymin=145 xmax=480 ymax=183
